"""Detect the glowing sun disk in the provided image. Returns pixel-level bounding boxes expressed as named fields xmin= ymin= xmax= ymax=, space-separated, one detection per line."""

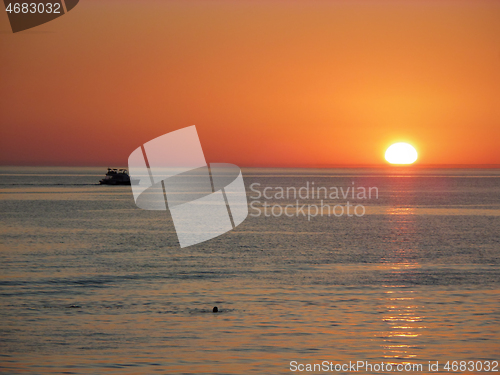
xmin=385 ymin=143 xmax=418 ymax=165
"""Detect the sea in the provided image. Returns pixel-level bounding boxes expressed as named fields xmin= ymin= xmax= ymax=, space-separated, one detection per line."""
xmin=0 ymin=167 xmax=499 ymax=374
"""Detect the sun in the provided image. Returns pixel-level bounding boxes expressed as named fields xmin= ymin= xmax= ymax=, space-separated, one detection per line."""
xmin=385 ymin=143 xmax=418 ymax=165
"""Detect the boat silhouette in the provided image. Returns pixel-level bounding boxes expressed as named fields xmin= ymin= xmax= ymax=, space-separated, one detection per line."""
xmin=99 ymin=168 xmax=139 ymax=185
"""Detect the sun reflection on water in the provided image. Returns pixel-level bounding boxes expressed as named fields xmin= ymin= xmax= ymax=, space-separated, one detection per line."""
xmin=380 ymin=206 xmax=426 ymax=362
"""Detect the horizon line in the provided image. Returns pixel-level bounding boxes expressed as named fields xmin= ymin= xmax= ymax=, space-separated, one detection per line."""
xmin=1 ymin=163 xmax=500 ymax=169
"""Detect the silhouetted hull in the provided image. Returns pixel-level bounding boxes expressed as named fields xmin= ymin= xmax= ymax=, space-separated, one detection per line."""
xmin=99 ymin=179 xmax=131 ymax=185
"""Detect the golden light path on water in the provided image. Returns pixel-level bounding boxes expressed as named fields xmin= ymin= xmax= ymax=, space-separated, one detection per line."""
xmin=379 ymin=207 xmax=423 ymax=362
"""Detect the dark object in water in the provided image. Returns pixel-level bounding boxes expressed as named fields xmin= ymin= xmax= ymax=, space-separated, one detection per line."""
xmin=99 ymin=168 xmax=139 ymax=185
xmin=213 ymin=306 xmax=218 ymax=313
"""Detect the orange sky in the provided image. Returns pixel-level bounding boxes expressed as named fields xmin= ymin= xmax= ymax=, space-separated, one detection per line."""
xmin=1 ymin=0 xmax=499 ymax=167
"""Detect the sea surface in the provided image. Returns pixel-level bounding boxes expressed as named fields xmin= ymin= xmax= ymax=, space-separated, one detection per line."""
xmin=0 ymin=167 xmax=499 ymax=374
